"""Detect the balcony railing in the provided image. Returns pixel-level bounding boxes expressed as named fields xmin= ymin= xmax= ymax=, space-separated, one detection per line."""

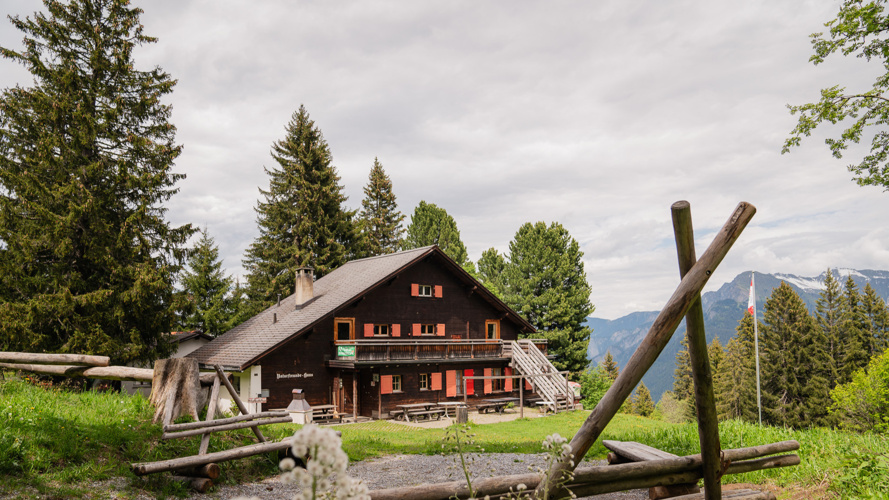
xmin=334 ymin=338 xmax=547 ymax=362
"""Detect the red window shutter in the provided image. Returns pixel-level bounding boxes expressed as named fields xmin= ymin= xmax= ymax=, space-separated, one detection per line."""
xmin=446 ymin=370 xmax=456 ymax=397
xmin=437 ymin=323 xmax=446 ymax=337
xmin=411 ymin=283 xmax=419 ymax=297
xmin=381 ymin=375 xmax=393 ymax=395
xmin=504 ymin=367 xmax=513 ymax=392
xmin=465 ymin=369 xmax=474 ymax=395
xmin=525 ymin=379 xmax=533 ymax=391
xmin=392 ymin=324 xmax=401 ymax=337
xmin=412 ymin=323 xmax=421 ymax=336
xmin=364 ymin=323 xmax=374 ymax=338
xmin=434 ymin=285 xmax=443 ymax=298
xmin=431 ymin=372 xmax=443 ymax=391
xmin=484 ymin=368 xmax=492 ymax=394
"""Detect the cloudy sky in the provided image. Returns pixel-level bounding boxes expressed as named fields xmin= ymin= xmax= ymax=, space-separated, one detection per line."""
xmin=2 ymin=0 xmax=888 ymax=319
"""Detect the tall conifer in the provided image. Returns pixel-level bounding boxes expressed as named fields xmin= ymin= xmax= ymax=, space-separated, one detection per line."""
xmin=177 ymin=229 xmax=234 ymax=336
xmin=672 ymin=337 xmax=695 ymax=420
xmin=815 ymin=269 xmax=843 ymax=388
xmin=0 ymin=0 xmax=192 ymax=364
xmin=861 ymin=283 xmax=889 ymax=356
xmin=602 ymin=351 xmax=620 ymax=381
xmin=631 ymin=382 xmax=655 ymax=417
xmin=477 ymin=247 xmax=507 ymax=299
xmin=839 ymin=275 xmax=869 ymax=383
xmin=242 ymin=105 xmax=360 ymax=314
xmin=715 ymin=313 xmax=758 ymax=422
xmin=359 ymin=158 xmax=404 ymax=256
xmin=403 ymin=201 xmax=471 ymax=269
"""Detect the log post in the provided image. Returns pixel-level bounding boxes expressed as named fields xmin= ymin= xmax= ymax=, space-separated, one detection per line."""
xmin=131 ymin=438 xmax=294 ymax=475
xmin=199 ymin=375 xmax=221 ymax=455
xmin=180 ymin=463 xmax=220 ymax=479
xmin=170 ymin=475 xmax=213 ymax=493
xmin=0 ymin=352 xmax=110 ymax=366
xmin=149 ymin=358 xmax=206 ymax=424
xmin=672 ymin=200 xmax=723 ymax=499
xmin=535 ymin=201 xmax=756 ymax=500
xmin=213 ymin=365 xmax=266 ymax=443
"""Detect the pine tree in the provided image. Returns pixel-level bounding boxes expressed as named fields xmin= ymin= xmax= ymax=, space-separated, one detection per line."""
xmin=715 ymin=313 xmax=759 ymax=422
xmin=672 ymin=336 xmax=695 ymax=420
xmin=476 ymin=247 xmax=507 ymax=299
xmin=402 ymin=201 xmax=471 ymax=270
xmin=815 ymin=268 xmax=843 ymax=388
xmin=0 ymin=0 xmax=192 ymax=364
xmin=760 ymin=281 xmax=826 ymax=428
xmin=242 ymin=105 xmax=361 ymax=314
xmin=358 ymin=158 xmax=404 ymax=256
xmin=602 ymin=351 xmax=620 ymax=381
xmin=501 ymin=221 xmax=592 ymax=375
xmin=708 ymin=337 xmax=724 ymax=377
xmin=632 ymin=382 xmax=655 ymax=417
xmin=861 ymin=283 xmax=889 ymax=357
xmin=839 ymin=275 xmax=870 ymax=384
xmin=177 ymin=229 xmax=234 ymax=336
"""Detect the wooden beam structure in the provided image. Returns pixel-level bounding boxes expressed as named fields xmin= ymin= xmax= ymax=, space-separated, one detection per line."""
xmin=0 ymin=352 xmax=109 ymax=366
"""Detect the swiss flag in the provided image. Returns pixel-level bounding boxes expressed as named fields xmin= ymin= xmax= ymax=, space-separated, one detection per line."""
xmin=747 ymin=274 xmax=755 ymax=316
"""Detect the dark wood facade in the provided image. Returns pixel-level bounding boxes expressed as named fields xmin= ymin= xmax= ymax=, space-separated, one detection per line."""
xmin=253 ymin=252 xmax=536 ymax=416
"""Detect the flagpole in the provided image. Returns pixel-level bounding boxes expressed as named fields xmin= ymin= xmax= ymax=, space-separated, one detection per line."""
xmin=752 ymin=272 xmax=762 ymax=426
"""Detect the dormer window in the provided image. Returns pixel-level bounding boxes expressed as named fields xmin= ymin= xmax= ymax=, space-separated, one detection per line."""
xmin=418 ymin=285 xmax=432 ymax=297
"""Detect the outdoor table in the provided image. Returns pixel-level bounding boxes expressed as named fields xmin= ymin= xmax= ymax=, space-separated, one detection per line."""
xmin=396 ymin=403 xmax=445 ymax=422
xmin=311 ymin=404 xmax=340 ymax=422
xmin=476 ymin=398 xmax=519 ymax=414
xmin=437 ymin=401 xmax=467 ymax=418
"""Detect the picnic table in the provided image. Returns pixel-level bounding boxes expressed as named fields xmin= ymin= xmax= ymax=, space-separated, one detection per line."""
xmin=436 ymin=401 xmax=467 ymax=418
xmin=396 ymin=403 xmax=445 ymax=422
xmin=476 ymin=397 xmax=520 ymax=414
xmin=311 ymin=404 xmax=341 ymax=423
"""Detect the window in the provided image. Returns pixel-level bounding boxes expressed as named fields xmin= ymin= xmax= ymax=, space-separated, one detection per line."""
xmin=454 ymin=371 xmax=464 ymax=396
xmin=412 ymin=283 xmax=442 ymax=298
xmin=374 ymin=324 xmax=390 ymax=337
xmin=335 ymin=318 xmax=354 ymax=341
xmin=486 ymin=320 xmax=500 ymax=340
xmin=419 ymin=373 xmax=429 ymax=391
xmin=420 ymin=324 xmax=436 ymax=336
xmin=392 ymin=375 xmax=402 ymax=392
xmin=492 ymin=368 xmax=504 ymax=392
xmin=418 ymin=285 xmax=432 ymax=297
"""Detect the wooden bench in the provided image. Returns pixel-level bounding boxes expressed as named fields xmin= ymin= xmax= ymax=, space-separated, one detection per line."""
xmin=312 ymin=412 xmax=342 ymax=424
xmin=476 ymin=402 xmax=508 ymax=414
xmin=603 ymin=441 xmax=778 ymax=500
xmin=406 ymin=409 xmax=445 ymax=422
xmin=388 ymin=409 xmax=404 ymax=420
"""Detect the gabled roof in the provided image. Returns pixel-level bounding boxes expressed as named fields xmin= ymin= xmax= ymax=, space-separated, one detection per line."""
xmin=187 ymin=245 xmax=535 ymax=371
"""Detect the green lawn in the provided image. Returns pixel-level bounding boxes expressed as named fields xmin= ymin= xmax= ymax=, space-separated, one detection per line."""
xmin=2 ymin=376 xmax=887 ymax=498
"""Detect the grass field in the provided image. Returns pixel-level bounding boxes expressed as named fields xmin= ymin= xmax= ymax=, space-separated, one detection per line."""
xmin=1 ymin=376 xmax=887 ymax=499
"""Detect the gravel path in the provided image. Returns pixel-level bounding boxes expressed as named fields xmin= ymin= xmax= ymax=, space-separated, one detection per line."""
xmin=187 ymin=453 xmax=648 ymax=499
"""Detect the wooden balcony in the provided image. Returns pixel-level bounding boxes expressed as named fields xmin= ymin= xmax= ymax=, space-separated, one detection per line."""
xmin=332 ymin=339 xmax=547 ymax=364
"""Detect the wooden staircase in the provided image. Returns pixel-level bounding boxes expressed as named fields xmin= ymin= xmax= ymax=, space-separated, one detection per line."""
xmin=509 ymin=340 xmax=574 ymax=412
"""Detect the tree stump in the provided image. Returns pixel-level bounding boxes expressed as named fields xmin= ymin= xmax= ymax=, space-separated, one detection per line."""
xmin=149 ymin=358 xmax=206 ymax=424
xmin=456 ymin=406 xmax=468 ymax=424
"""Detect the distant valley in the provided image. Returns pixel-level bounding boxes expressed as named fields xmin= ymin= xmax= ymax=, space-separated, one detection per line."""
xmin=585 ymin=269 xmax=889 ymax=401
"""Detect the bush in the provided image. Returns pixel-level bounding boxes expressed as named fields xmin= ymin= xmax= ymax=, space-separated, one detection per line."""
xmin=579 ymin=365 xmax=611 ymax=409
xmin=830 ymin=350 xmax=889 ymax=433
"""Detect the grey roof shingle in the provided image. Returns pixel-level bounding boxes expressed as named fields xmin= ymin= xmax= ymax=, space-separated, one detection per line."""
xmin=187 ymin=246 xmax=438 ymax=369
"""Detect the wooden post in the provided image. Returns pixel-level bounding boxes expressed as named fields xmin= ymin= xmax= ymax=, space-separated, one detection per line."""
xmin=0 ymin=352 xmax=110 ymax=366
xmin=672 ymin=200 xmax=723 ymax=499
xmin=213 ymin=365 xmax=265 ymax=443
xmin=519 ymin=374 xmax=524 ymax=419
xmin=535 ymin=201 xmax=756 ymax=500
xmin=199 ymin=374 xmax=221 ymax=455
xmin=132 ymin=439 xmax=295 ymax=475
xmin=353 ymin=371 xmax=358 ymax=422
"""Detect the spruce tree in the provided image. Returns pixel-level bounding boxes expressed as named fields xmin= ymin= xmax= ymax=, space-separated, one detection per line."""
xmin=477 ymin=247 xmax=507 ymax=299
xmin=402 ymin=201 xmax=471 ymax=270
xmin=501 ymin=221 xmax=592 ymax=375
xmin=760 ymin=282 xmax=825 ymax=428
xmin=715 ymin=313 xmax=758 ymax=422
xmin=708 ymin=337 xmax=724 ymax=378
xmin=358 ymin=158 xmax=404 ymax=256
xmin=602 ymin=351 xmax=620 ymax=381
xmin=0 ymin=0 xmax=192 ymax=364
xmin=861 ymin=283 xmax=889 ymax=356
xmin=242 ymin=105 xmax=361 ymax=313
xmin=672 ymin=336 xmax=695 ymax=419
xmin=815 ymin=268 xmax=843 ymax=388
xmin=632 ymin=382 xmax=655 ymax=417
xmin=839 ymin=275 xmax=870 ymax=384
xmin=177 ymin=229 xmax=234 ymax=336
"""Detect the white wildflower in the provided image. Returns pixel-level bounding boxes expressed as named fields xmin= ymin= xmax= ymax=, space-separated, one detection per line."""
xmin=279 ymin=424 xmax=370 ymax=500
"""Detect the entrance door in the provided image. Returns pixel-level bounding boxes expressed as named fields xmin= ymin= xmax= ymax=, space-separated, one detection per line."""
xmin=336 ymin=373 xmax=355 ymax=414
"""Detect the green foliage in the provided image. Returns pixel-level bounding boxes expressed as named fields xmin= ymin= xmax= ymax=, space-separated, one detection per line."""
xmin=602 ymin=351 xmax=619 ymax=381
xmin=830 ymin=349 xmax=889 ymax=433
xmin=402 ymin=201 xmax=470 ymax=268
xmin=761 ymin=282 xmax=832 ymax=428
xmin=476 ymin=247 xmax=507 ymax=299
xmin=242 ymin=105 xmax=361 ymax=314
xmin=840 ymin=275 xmax=872 ymax=385
xmin=631 ymin=382 xmax=655 ymax=417
xmin=501 ymin=222 xmax=592 ymax=375
xmin=715 ymin=313 xmax=759 ymax=423
xmin=834 ymin=452 xmax=889 ymax=498
xmin=358 ymin=158 xmax=404 ymax=256
xmin=672 ymin=337 xmax=695 ymax=420
xmin=0 ymin=0 xmax=193 ymax=364
xmin=862 ymin=282 xmax=889 ymax=356
xmin=176 ymin=228 xmax=235 ymax=336
xmin=816 ymin=268 xmax=843 ymax=388
xmin=783 ymin=0 xmax=889 ymax=190
xmin=579 ymin=364 xmax=611 ymax=409
xmin=652 ymin=391 xmax=687 ymax=423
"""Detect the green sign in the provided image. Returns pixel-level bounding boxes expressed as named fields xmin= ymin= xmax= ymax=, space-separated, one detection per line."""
xmin=337 ymin=345 xmax=356 ymax=357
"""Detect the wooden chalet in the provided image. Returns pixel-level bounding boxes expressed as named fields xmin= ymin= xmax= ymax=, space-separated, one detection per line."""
xmin=187 ymin=245 xmax=571 ymax=418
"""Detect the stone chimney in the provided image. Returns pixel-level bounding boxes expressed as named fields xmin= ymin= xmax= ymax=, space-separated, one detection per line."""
xmin=294 ymin=267 xmax=314 ymax=309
